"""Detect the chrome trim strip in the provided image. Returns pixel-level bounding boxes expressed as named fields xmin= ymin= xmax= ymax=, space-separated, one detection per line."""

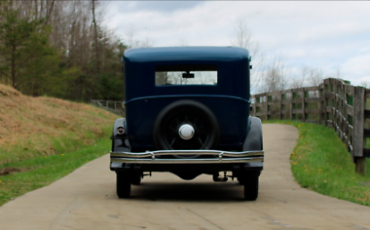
xmin=111 ymin=150 xmax=263 ymax=157
xmin=111 ymin=157 xmax=263 ymax=164
xmin=110 ymin=150 xmax=264 ymax=164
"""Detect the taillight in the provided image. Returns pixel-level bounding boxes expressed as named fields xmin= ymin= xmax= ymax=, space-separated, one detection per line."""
xmin=117 ymin=127 xmax=125 ymax=135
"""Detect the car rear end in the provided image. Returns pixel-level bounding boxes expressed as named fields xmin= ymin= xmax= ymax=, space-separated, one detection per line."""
xmin=110 ymin=47 xmax=264 ymax=200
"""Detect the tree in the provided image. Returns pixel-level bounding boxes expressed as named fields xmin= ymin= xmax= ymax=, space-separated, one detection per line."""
xmin=261 ymin=56 xmax=287 ymax=92
xmin=230 ymin=20 xmax=265 ymax=91
xmin=0 ymin=3 xmax=59 ymax=93
xmin=360 ymin=81 xmax=369 ymax=89
xmin=290 ymin=66 xmax=309 ymax=89
xmin=290 ymin=66 xmax=324 ymax=89
xmin=0 ymin=5 xmax=33 ymax=89
xmin=307 ymin=67 xmax=323 ymax=87
xmin=91 ymin=0 xmax=100 ymax=73
xmin=20 ymin=25 xmax=61 ymax=96
xmin=0 ymin=0 xmax=128 ymax=101
xmin=125 ymin=25 xmax=153 ymax=48
xmin=231 ymin=21 xmax=252 ymax=49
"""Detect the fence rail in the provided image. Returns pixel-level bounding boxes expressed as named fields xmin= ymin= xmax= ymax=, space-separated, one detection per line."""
xmin=251 ymin=78 xmax=369 ymax=175
xmin=90 ymin=100 xmax=124 ymax=116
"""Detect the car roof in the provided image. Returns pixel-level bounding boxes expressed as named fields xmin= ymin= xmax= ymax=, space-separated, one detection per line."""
xmin=124 ymin=46 xmax=249 ymax=63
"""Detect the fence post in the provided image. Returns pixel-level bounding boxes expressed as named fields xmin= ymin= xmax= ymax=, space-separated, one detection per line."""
xmin=251 ymin=96 xmax=256 ymax=117
xmin=319 ymin=83 xmax=324 ymax=125
xmin=339 ymin=83 xmax=346 ymax=143
xmin=353 ymin=87 xmax=366 ymax=175
xmin=265 ymin=94 xmax=269 ymax=121
xmin=302 ymin=89 xmax=306 ymax=122
xmin=324 ymin=79 xmax=330 ymax=127
xmin=253 ymin=98 xmax=256 ymax=117
xmin=279 ymin=92 xmax=283 ymax=120
xmin=290 ymin=90 xmax=293 ymax=120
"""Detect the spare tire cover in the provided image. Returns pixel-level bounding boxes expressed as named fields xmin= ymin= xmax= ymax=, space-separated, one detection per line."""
xmin=153 ymin=100 xmax=220 ymax=150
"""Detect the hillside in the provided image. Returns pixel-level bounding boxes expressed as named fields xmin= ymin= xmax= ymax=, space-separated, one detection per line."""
xmin=0 ymin=84 xmax=119 ymax=164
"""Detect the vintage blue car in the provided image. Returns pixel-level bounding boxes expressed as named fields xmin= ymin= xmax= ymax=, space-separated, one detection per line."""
xmin=110 ymin=47 xmax=264 ymax=200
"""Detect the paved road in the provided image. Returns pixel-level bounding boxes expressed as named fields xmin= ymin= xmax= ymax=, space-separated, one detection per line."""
xmin=1 ymin=124 xmax=370 ymax=230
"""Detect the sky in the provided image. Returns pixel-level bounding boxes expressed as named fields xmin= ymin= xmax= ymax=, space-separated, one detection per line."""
xmin=104 ymin=1 xmax=370 ymax=87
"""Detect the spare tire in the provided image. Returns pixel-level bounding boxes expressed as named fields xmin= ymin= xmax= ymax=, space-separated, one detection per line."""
xmin=153 ymin=100 xmax=220 ymax=150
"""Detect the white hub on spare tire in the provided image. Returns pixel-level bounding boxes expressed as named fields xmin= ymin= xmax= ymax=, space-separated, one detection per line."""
xmin=178 ymin=124 xmax=195 ymax=140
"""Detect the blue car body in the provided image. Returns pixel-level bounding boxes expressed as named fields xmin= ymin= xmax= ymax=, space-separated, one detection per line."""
xmin=110 ymin=46 xmax=264 ymax=200
xmin=124 ymin=47 xmax=251 ymax=151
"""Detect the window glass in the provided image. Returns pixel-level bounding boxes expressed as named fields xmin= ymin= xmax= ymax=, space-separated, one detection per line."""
xmin=155 ymin=65 xmax=217 ymax=86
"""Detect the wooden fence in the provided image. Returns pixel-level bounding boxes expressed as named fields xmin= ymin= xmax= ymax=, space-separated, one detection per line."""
xmin=90 ymin=100 xmax=124 ymax=116
xmin=251 ymin=78 xmax=370 ymax=175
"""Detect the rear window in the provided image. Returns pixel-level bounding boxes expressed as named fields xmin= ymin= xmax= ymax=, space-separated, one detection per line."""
xmin=155 ymin=65 xmax=217 ymax=86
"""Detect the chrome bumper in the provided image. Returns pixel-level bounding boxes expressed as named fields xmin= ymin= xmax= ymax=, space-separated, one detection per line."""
xmin=110 ymin=150 xmax=264 ymax=164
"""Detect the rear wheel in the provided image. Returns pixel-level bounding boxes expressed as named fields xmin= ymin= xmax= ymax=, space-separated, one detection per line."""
xmin=242 ymin=170 xmax=259 ymax=201
xmin=116 ymin=171 xmax=131 ymax=198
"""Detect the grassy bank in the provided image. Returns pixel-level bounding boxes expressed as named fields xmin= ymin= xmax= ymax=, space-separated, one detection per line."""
xmin=265 ymin=120 xmax=370 ymax=206
xmin=0 ymin=84 xmax=118 ymax=206
xmin=0 ymin=84 xmax=118 ymax=164
xmin=0 ymin=136 xmax=111 ymax=206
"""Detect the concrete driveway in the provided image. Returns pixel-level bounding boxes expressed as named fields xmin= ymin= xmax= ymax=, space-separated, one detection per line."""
xmin=0 ymin=124 xmax=370 ymax=230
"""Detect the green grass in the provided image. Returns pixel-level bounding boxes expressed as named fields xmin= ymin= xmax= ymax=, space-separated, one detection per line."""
xmin=0 ymin=126 xmax=111 ymax=164
xmin=0 ymin=133 xmax=111 ymax=207
xmin=265 ymin=120 xmax=370 ymax=206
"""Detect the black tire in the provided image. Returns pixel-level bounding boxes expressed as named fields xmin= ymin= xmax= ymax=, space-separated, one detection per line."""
xmin=240 ymin=117 xmax=263 ymax=197
xmin=153 ymin=100 xmax=220 ymax=150
xmin=212 ymin=173 xmax=219 ymax=182
xmin=116 ymin=171 xmax=131 ymax=198
xmin=243 ymin=170 xmax=259 ymax=201
xmin=130 ymin=174 xmax=142 ymax=185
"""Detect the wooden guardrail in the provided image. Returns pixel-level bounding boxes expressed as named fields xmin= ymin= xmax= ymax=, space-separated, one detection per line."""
xmin=251 ymin=78 xmax=369 ymax=175
xmin=90 ymin=100 xmax=124 ymax=116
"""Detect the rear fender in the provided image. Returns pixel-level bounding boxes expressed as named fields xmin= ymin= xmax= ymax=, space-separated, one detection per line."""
xmin=238 ymin=116 xmax=263 ymax=173
xmin=243 ymin=116 xmax=263 ymax=151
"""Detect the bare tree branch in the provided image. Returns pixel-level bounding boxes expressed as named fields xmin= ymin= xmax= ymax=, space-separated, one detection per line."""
xmin=360 ymin=81 xmax=369 ymax=89
xmin=262 ymin=56 xmax=287 ymax=92
xmin=291 ymin=66 xmax=308 ymax=88
xmin=230 ymin=20 xmax=265 ymax=92
xmin=92 ymin=0 xmax=100 ymax=73
xmin=307 ymin=67 xmax=323 ymax=86
xmin=45 ymin=0 xmax=55 ymax=24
